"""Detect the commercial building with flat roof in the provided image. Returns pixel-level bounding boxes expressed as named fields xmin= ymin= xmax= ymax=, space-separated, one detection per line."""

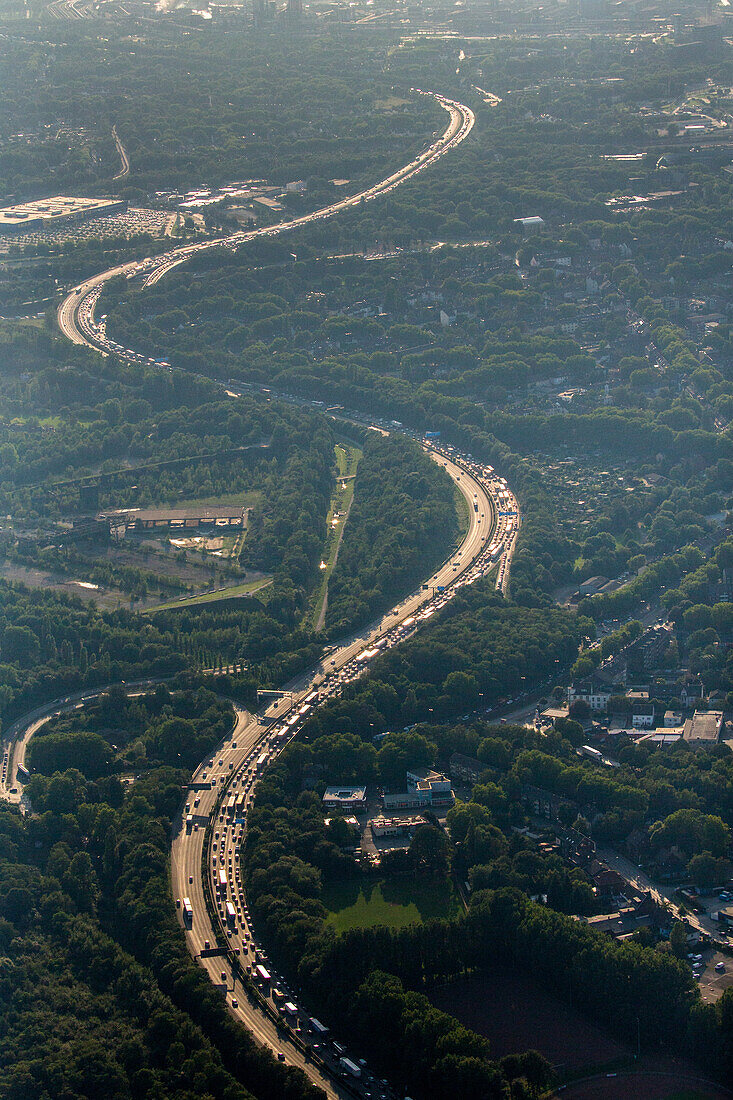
xmin=322 ymin=785 xmax=367 ymax=813
xmin=683 ymin=710 xmax=724 ymax=748
xmin=0 ymin=195 xmax=127 ymax=235
xmin=383 ymin=769 xmax=455 ymax=811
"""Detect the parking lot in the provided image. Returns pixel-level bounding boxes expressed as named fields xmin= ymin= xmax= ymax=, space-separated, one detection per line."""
xmin=0 ymin=206 xmax=171 ymax=251
xmin=691 ymin=949 xmax=733 ymax=1004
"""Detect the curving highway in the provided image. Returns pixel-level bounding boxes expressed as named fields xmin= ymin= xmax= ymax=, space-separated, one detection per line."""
xmin=169 ymin=442 xmax=518 ymax=1100
xmin=57 ymin=91 xmax=474 ymax=355
xmin=37 ymin=86 xmax=526 ymax=1099
xmin=0 ymin=438 xmax=520 ymax=1100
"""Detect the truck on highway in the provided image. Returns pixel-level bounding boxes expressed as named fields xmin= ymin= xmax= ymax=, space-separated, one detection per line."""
xmin=255 ymin=752 xmax=268 ymax=773
xmin=339 ymin=1057 xmax=362 ymax=1079
xmin=225 ymin=901 xmax=236 ymax=929
xmin=185 ymin=813 xmax=193 ymax=833
xmin=218 ymin=868 xmax=227 ymax=892
xmin=16 ymin=762 xmax=30 ymax=781
xmin=182 ymin=897 xmax=193 ymax=927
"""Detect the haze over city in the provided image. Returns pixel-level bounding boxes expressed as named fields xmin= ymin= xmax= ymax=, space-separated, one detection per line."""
xmin=0 ymin=1 xmax=732 ymax=1098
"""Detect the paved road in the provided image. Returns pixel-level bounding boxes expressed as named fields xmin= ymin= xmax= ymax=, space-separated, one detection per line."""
xmin=170 ymin=443 xmax=507 ymax=1099
xmin=0 ymin=678 xmax=158 ymax=806
xmin=597 ymin=846 xmax=723 ymax=940
xmin=57 ymin=91 xmax=474 ymax=352
xmin=0 ymin=440 xmax=517 ymax=1098
xmin=112 ymin=125 xmax=130 ymax=180
xmin=44 ymin=87 xmax=517 ymax=1097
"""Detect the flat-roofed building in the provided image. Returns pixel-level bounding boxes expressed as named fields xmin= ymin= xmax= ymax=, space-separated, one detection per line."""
xmin=682 ymin=710 xmax=723 ymax=748
xmin=370 ymin=815 xmax=426 ymax=837
xmin=0 ymin=195 xmax=127 ymax=234
xmin=322 ymin=785 xmax=367 ymax=813
xmin=514 ymin=215 xmax=545 ymax=230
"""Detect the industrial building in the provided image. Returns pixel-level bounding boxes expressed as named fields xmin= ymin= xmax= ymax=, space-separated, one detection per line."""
xmin=682 ymin=710 xmax=724 ymax=748
xmin=0 ymin=195 xmax=127 ymax=235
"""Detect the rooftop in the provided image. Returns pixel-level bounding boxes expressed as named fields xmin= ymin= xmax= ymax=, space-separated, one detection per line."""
xmin=322 ymin=786 xmax=367 ymax=804
xmin=0 ymin=195 xmax=124 ymax=229
xmin=683 ymin=711 xmax=723 ymax=743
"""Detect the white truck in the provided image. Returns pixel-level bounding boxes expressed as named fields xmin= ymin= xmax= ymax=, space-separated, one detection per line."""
xmin=339 ymin=1057 xmax=361 ymax=1079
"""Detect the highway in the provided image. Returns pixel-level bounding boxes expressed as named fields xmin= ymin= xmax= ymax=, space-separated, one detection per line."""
xmin=41 ymin=86 xmax=525 ymax=1098
xmin=56 ymin=91 xmax=474 ymax=354
xmin=0 ymin=437 xmax=519 ymax=1100
xmin=112 ymin=125 xmax=130 ymax=180
xmin=168 ymin=442 xmax=516 ymax=1100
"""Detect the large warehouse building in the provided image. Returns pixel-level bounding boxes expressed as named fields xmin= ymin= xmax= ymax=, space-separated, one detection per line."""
xmin=0 ymin=195 xmax=127 ymax=235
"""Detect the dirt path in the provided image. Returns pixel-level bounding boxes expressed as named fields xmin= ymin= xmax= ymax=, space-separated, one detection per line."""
xmin=315 ymin=490 xmax=354 ymax=633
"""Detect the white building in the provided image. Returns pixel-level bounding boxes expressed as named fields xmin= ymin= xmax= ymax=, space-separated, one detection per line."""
xmin=322 ymin=786 xmax=367 ymax=813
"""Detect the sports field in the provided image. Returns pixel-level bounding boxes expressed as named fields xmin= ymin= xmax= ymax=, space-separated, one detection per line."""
xmin=323 ymin=876 xmax=462 ymax=932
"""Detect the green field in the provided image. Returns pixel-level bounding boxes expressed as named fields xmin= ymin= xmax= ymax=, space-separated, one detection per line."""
xmin=323 ymin=876 xmax=462 ymax=932
xmin=148 ymin=489 xmax=262 ymax=511
xmin=308 ymin=440 xmax=362 ymax=630
xmin=453 ymin=483 xmax=470 ymax=540
xmin=145 ymin=576 xmax=271 ymax=612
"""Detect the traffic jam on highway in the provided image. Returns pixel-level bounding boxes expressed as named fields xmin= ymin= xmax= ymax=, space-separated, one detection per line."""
xmin=175 ymin=443 xmax=518 ymax=1100
xmin=55 ymin=90 xmax=492 ymax=1098
xmin=58 ymin=92 xmax=475 ymax=360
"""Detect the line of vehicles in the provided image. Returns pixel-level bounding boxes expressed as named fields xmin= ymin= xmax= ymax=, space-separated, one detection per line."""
xmin=173 ymin=444 xmax=516 ymax=1100
xmin=60 ymin=92 xmax=475 ymax=371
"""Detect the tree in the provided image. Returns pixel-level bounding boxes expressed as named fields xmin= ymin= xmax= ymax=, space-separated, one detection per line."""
xmin=2 ymin=625 xmax=40 ymax=667
xmin=669 ymin=919 xmax=688 ymax=959
xmin=409 ymin=824 xmax=450 ymax=874
xmin=568 ymin=699 xmax=591 ymax=721
xmin=687 ymin=852 xmax=727 ymax=891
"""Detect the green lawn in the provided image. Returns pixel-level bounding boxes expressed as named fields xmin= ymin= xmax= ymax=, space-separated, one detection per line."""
xmin=453 ymin=483 xmax=470 ymax=541
xmin=149 ymin=489 xmax=262 ymax=511
xmin=145 ymin=576 xmax=271 ymax=612
xmin=308 ymin=440 xmax=362 ymax=630
xmin=323 ymin=876 xmax=462 ymax=932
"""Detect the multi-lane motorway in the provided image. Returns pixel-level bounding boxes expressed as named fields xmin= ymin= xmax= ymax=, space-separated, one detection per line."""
xmin=0 ymin=439 xmax=519 ymax=1100
xmin=37 ymin=85 xmax=525 ymax=1098
xmin=168 ymin=444 xmax=517 ymax=1100
xmin=57 ymin=91 xmax=474 ymax=354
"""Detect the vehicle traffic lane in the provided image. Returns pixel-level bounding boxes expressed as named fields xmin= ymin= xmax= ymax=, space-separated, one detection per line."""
xmin=56 ymin=94 xmax=475 ymax=357
xmin=171 ymin=447 xmax=499 ymax=1098
xmin=0 ymin=679 xmax=160 ymax=803
xmin=172 ymin=711 xmax=344 ymax=1097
